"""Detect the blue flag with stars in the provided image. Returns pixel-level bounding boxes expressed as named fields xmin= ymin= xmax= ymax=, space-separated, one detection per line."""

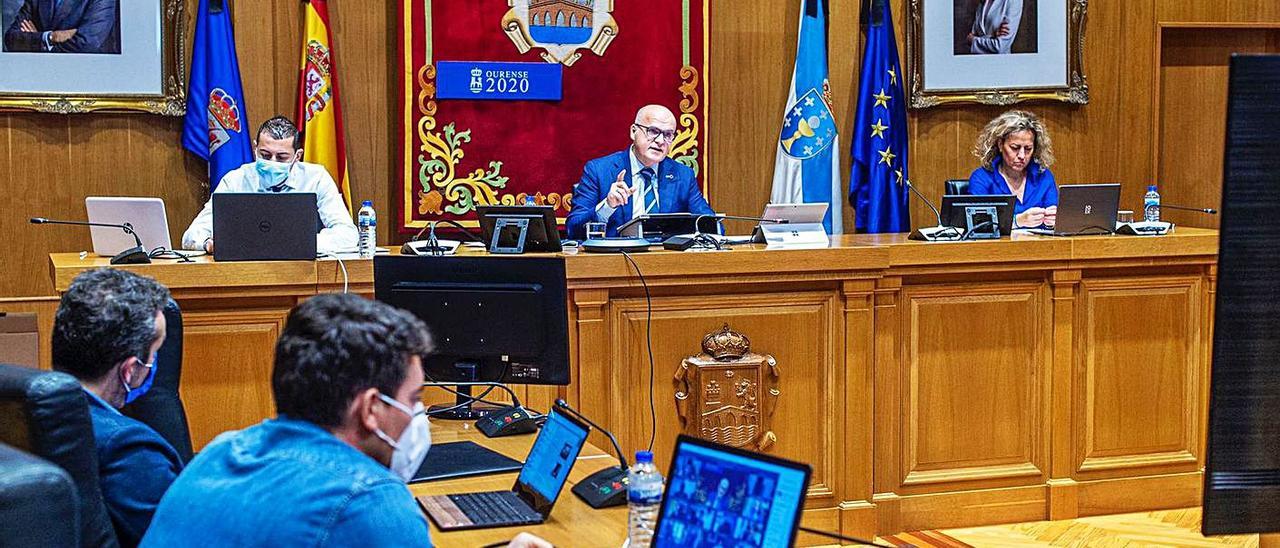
xmin=849 ymin=0 xmax=910 ymax=233
xmin=771 ymin=0 xmax=842 ymax=233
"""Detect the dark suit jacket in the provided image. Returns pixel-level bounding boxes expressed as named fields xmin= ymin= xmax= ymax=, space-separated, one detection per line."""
xmin=86 ymin=392 xmax=183 ymax=548
xmin=4 ymin=0 xmax=120 ymax=53
xmin=566 ymin=149 xmax=715 ymax=239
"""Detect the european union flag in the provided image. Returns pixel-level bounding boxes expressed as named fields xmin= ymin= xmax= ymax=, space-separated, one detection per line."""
xmin=183 ymin=0 xmax=252 ymax=191
xmin=849 ymin=0 xmax=910 ymax=233
xmin=770 ymin=0 xmax=842 ymax=234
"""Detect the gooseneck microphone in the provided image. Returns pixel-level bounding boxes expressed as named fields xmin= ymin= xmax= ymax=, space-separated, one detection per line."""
xmin=902 ymin=180 xmax=964 ymax=241
xmin=30 ymin=217 xmax=151 ymax=265
xmin=1161 ymin=204 xmax=1218 ymax=215
xmin=666 ymin=213 xmax=790 ymax=251
xmin=554 ymin=398 xmax=633 ymax=508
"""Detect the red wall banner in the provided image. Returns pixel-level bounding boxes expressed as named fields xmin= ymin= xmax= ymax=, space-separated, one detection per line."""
xmin=398 ymin=0 xmax=710 ymax=232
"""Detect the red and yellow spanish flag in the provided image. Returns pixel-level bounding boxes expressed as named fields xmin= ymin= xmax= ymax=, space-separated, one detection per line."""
xmin=296 ymin=0 xmax=351 ymax=213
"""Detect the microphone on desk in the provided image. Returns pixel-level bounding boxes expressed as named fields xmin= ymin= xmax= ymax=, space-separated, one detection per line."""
xmin=1161 ymin=204 xmax=1218 ymax=215
xmin=553 ymin=398 xmax=632 ymax=509
xmin=30 ymin=217 xmax=151 ymax=265
xmin=665 ymin=213 xmax=789 ymax=251
xmin=903 ymin=180 xmax=964 ymax=242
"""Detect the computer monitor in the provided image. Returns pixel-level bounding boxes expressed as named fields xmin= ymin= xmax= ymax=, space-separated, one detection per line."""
xmin=373 ymin=255 xmax=570 ymax=418
xmin=941 ymin=194 xmax=1016 ymax=236
xmin=475 ymin=205 xmax=562 ymax=253
xmin=653 ymin=435 xmax=812 ymax=548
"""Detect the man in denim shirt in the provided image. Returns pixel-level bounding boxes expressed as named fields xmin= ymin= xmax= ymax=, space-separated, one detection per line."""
xmin=142 ymin=294 xmax=548 ymax=547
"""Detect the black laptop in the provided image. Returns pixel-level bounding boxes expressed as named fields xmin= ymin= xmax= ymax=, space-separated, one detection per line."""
xmin=212 ymin=193 xmax=319 ymax=261
xmin=653 ymin=435 xmax=812 ymax=548
xmin=415 ymin=406 xmax=589 ymax=530
xmin=1027 ymin=183 xmax=1121 ymax=236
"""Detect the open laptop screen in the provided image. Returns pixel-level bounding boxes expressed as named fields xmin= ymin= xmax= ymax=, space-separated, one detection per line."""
xmin=654 ymin=435 xmax=811 ymax=548
xmin=516 ymin=408 xmax=588 ymax=505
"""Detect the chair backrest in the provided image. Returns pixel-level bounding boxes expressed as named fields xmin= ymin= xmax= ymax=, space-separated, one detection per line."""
xmin=122 ymin=299 xmax=193 ymax=462
xmin=944 ymin=179 xmax=970 ymax=196
xmin=0 ymin=363 xmax=118 ymax=548
xmin=0 ymin=441 xmax=80 ymax=547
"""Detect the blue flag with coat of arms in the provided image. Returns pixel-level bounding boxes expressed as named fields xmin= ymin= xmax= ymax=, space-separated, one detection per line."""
xmin=183 ymin=0 xmax=252 ymax=191
xmin=770 ymin=0 xmax=842 ymax=234
xmin=848 ymin=0 xmax=910 ymax=233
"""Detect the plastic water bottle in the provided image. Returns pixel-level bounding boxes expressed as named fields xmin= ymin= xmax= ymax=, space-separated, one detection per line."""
xmin=627 ymin=450 xmax=664 ymax=547
xmin=1144 ymin=185 xmax=1161 ymax=222
xmin=357 ymin=200 xmax=376 ymax=258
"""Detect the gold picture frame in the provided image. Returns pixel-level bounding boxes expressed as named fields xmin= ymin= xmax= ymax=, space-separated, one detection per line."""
xmin=906 ymin=0 xmax=1089 ymax=108
xmin=0 ymin=0 xmax=186 ymax=115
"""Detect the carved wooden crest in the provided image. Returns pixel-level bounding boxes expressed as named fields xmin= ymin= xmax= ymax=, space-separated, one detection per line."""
xmin=674 ymin=324 xmax=780 ymax=450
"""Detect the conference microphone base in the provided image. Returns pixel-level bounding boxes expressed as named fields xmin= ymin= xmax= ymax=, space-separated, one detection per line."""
xmin=110 ymin=246 xmax=152 ymax=265
xmin=571 ymin=465 xmax=629 ymax=509
xmin=908 ymin=225 xmax=966 ymax=242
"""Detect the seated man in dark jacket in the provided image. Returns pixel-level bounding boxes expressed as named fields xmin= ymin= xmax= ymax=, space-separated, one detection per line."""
xmin=51 ymin=268 xmax=183 ymax=547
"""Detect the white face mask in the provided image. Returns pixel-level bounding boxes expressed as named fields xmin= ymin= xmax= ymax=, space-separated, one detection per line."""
xmin=373 ymin=393 xmax=431 ymax=482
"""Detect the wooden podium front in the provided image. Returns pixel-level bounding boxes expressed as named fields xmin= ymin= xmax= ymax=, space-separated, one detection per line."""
xmin=49 ymin=228 xmax=1220 ymax=539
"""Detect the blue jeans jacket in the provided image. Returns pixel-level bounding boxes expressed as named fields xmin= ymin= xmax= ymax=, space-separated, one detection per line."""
xmin=141 ymin=417 xmax=432 ymax=547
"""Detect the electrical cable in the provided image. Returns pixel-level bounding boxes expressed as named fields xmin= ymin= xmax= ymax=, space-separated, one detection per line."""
xmin=796 ymin=526 xmax=899 ymax=548
xmin=619 ymin=250 xmax=656 ymax=451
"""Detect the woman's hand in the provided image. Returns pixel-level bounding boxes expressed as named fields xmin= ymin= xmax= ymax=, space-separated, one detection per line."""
xmin=1043 ymin=206 xmax=1057 ymax=228
xmin=1017 ymin=207 xmax=1047 ymax=228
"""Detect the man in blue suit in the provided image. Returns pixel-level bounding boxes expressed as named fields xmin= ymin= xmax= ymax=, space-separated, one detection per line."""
xmin=566 ymin=104 xmax=714 ymax=239
xmin=3 ymin=0 xmax=121 ymax=53
xmin=52 ymin=268 xmax=183 ymax=547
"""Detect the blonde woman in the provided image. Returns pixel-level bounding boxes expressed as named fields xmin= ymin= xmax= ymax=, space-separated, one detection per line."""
xmin=968 ymin=110 xmax=1058 ymax=228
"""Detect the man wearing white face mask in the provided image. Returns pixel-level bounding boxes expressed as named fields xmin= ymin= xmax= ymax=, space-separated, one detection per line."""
xmin=180 ymin=115 xmax=359 ymax=255
xmin=142 ymin=294 xmax=550 ymax=548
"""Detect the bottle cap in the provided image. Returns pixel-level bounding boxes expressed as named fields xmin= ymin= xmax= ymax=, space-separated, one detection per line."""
xmin=635 ymin=450 xmax=653 ymax=463
xmin=1147 ymin=185 xmax=1157 ymax=191
xmin=362 ymin=200 xmax=373 ymax=206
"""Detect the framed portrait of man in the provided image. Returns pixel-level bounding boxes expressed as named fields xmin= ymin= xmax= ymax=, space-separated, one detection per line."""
xmin=0 ymin=0 xmax=185 ymax=114
xmin=906 ymin=0 xmax=1089 ymax=108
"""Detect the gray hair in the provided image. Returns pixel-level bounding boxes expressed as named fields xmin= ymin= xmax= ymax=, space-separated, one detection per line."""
xmin=973 ymin=110 xmax=1055 ymax=170
xmin=257 ymin=115 xmax=302 ymax=149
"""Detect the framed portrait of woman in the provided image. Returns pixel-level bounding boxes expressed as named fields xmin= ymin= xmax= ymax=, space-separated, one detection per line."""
xmin=0 ymin=0 xmax=185 ymax=114
xmin=906 ymin=0 xmax=1088 ymax=108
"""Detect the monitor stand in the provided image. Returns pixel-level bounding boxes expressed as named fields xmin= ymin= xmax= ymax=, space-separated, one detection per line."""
xmin=427 ymin=361 xmax=505 ymax=420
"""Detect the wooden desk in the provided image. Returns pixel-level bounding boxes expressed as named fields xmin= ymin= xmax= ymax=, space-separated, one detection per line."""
xmin=417 ymin=420 xmax=627 ymax=547
xmin=49 ymin=228 xmax=1221 ymax=539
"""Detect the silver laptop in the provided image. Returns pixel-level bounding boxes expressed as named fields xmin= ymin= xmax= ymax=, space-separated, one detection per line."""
xmin=85 ymin=197 xmax=172 ymax=256
xmin=762 ymin=202 xmax=828 ymax=224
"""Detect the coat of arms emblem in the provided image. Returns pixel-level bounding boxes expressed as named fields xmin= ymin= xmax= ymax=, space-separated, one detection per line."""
xmin=674 ymin=325 xmax=781 ymax=450
xmin=501 ymin=0 xmax=618 ymax=66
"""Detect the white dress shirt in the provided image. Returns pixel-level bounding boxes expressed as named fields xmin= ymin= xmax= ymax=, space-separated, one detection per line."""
xmin=594 ymin=148 xmax=659 ymax=223
xmin=181 ymin=161 xmax=358 ymax=254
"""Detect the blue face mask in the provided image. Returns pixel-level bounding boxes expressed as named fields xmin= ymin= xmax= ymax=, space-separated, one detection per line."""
xmin=121 ymin=357 xmax=156 ymax=405
xmin=255 ymin=158 xmax=293 ymax=188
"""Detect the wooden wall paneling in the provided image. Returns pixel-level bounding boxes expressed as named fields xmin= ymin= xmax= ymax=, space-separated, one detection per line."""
xmin=1074 ymin=275 xmax=1203 ymax=480
xmin=1155 ymin=25 xmax=1280 ymax=229
xmin=1047 ymin=269 xmax=1080 ymax=520
xmin=871 ymin=276 xmax=903 ymax=534
xmin=8 ymin=115 xmax=72 ymax=297
xmin=607 ymin=291 xmax=843 ymax=506
xmin=180 ymin=309 xmax=290 ymax=448
xmin=898 ymin=282 xmax=1049 ymax=492
xmin=0 ymin=297 xmax=59 ymax=370
xmin=570 ymin=289 xmax=611 ymax=453
xmin=840 ymin=279 xmax=878 ymax=538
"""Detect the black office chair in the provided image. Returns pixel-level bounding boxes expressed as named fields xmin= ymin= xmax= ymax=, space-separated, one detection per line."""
xmin=123 ymin=298 xmax=194 ymax=462
xmin=944 ymin=179 xmax=970 ymax=196
xmin=0 ymin=363 xmax=119 ymax=548
xmin=0 ymin=441 xmax=80 ymax=547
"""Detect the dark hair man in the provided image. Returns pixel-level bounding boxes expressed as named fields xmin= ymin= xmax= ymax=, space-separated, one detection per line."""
xmin=52 ymin=267 xmax=182 ymax=547
xmin=180 ymin=115 xmax=357 ymax=254
xmin=141 ymin=294 xmax=549 ymax=547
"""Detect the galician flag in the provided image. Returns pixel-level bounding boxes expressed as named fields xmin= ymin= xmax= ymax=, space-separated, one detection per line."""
xmin=296 ymin=0 xmax=352 ymax=214
xmin=770 ymin=0 xmax=842 ymax=234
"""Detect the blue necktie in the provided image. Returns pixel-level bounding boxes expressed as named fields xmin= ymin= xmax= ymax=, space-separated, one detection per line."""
xmin=639 ymin=167 xmax=658 ymax=215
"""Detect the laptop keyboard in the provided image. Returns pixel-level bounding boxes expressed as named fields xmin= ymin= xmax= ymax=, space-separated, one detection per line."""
xmin=450 ymin=491 xmax=542 ymax=526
